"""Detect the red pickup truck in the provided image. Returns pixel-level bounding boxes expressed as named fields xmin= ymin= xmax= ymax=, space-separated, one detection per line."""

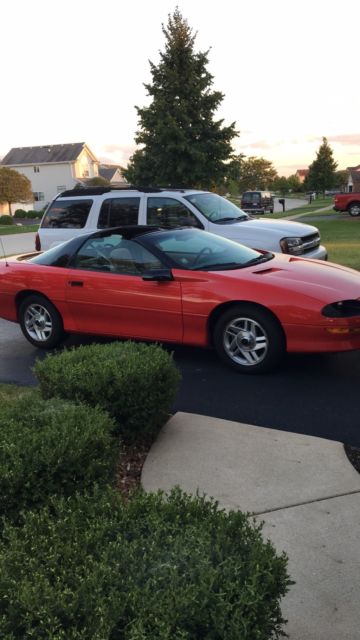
xmin=333 ymin=193 xmax=360 ymax=217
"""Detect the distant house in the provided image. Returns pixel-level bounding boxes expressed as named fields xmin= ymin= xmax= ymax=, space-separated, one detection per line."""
xmin=1 ymin=142 xmax=100 ymax=211
xmin=295 ymin=169 xmax=309 ymax=183
xmin=98 ymin=164 xmax=127 ymax=185
xmin=346 ymin=165 xmax=360 ymax=192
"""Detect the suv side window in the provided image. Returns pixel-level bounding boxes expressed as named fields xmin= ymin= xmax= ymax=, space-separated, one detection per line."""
xmin=41 ymin=199 xmax=93 ymax=228
xmin=98 ymin=197 xmax=140 ymax=228
xmin=147 ymin=197 xmax=202 ymax=228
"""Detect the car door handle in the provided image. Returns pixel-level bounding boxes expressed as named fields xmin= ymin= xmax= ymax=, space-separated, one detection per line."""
xmin=68 ymin=280 xmax=84 ymax=287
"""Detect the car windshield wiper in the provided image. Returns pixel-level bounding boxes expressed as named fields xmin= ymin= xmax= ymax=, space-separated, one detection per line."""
xmin=243 ymin=253 xmax=274 ymax=267
xmin=215 ymin=216 xmax=247 ymax=223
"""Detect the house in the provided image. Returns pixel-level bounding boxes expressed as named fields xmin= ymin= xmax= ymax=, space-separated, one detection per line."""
xmin=98 ymin=164 xmax=127 ymax=185
xmin=295 ymin=169 xmax=309 ymax=183
xmin=345 ymin=165 xmax=360 ymax=192
xmin=1 ymin=142 xmax=100 ymax=211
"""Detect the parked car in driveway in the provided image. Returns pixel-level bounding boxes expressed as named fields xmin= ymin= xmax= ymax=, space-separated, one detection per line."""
xmin=1 ymin=226 xmax=359 ymax=373
xmin=35 ymin=187 xmax=327 ymax=260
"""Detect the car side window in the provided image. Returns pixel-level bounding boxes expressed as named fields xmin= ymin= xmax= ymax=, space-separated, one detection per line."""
xmin=72 ymin=234 xmax=163 ymax=276
xmin=97 ymin=198 xmax=140 ymax=228
xmin=41 ymin=199 xmax=93 ymax=228
xmin=147 ymin=197 xmax=202 ymax=228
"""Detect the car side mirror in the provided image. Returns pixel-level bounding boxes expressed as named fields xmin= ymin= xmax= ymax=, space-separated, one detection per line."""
xmin=142 ymin=268 xmax=173 ymax=282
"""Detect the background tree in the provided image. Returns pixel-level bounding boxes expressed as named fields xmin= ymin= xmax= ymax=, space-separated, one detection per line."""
xmin=235 ymin=156 xmax=278 ymax=192
xmin=124 ymin=8 xmax=238 ymax=188
xmin=0 ymin=167 xmax=33 ymax=215
xmin=304 ymin=137 xmax=338 ymax=194
xmin=334 ymin=169 xmax=348 ymax=191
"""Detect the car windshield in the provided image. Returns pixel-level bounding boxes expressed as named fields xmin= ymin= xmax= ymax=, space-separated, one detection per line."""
xmin=184 ymin=193 xmax=249 ymax=223
xmin=143 ymin=229 xmax=273 ymax=271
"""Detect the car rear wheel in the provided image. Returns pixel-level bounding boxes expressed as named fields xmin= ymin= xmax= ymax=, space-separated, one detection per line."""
xmin=348 ymin=202 xmax=360 ymax=217
xmin=19 ymin=295 xmax=65 ymax=349
xmin=213 ymin=305 xmax=285 ymax=373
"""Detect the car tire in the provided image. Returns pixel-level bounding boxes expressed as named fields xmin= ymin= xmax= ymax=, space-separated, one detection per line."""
xmin=213 ymin=304 xmax=285 ymax=373
xmin=348 ymin=203 xmax=360 ymax=217
xmin=19 ymin=294 xmax=65 ymax=349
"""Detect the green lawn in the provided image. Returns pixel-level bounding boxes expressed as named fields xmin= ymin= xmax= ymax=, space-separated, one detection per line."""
xmin=0 ymin=224 xmax=39 ymax=235
xmin=315 ymin=219 xmax=360 ymax=270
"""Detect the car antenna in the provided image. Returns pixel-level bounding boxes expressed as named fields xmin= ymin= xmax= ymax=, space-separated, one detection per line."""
xmin=0 ymin=236 xmax=9 ymax=267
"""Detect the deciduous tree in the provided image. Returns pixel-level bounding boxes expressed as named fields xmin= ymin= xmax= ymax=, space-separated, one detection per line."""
xmin=0 ymin=167 xmax=33 ymax=215
xmin=235 ymin=157 xmax=278 ymax=192
xmin=124 ymin=8 xmax=238 ymax=188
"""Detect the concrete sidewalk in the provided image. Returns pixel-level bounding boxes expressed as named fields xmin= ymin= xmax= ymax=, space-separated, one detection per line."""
xmin=142 ymin=412 xmax=360 ymax=639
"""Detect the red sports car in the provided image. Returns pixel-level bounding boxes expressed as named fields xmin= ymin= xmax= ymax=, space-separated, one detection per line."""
xmin=0 ymin=226 xmax=359 ymax=373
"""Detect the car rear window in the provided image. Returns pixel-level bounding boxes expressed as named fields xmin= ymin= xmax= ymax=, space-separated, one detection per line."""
xmin=41 ymin=199 xmax=93 ymax=229
xmin=241 ymin=193 xmax=261 ymax=203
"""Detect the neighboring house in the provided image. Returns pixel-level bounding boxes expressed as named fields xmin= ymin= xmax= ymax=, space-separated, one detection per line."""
xmin=1 ymin=142 xmax=100 ymax=211
xmin=295 ymin=169 xmax=309 ymax=183
xmin=98 ymin=164 xmax=127 ymax=185
xmin=346 ymin=165 xmax=360 ymax=192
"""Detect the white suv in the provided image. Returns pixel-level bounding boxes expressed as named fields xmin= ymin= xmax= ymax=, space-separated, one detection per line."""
xmin=36 ymin=187 xmax=327 ymax=259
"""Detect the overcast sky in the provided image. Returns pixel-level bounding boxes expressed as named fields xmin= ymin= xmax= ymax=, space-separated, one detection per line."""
xmin=2 ymin=0 xmax=360 ymax=175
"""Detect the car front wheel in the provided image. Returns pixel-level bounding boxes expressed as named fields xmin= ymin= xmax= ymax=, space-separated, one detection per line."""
xmin=348 ymin=203 xmax=360 ymax=217
xmin=213 ymin=305 xmax=285 ymax=373
xmin=19 ymin=294 xmax=65 ymax=349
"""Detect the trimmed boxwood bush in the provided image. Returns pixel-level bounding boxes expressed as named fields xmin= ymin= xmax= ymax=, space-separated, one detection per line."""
xmin=0 ymin=214 xmax=14 ymax=225
xmin=0 ymin=487 xmax=291 ymax=639
xmin=0 ymin=391 xmax=118 ymax=520
xmin=34 ymin=342 xmax=181 ymax=441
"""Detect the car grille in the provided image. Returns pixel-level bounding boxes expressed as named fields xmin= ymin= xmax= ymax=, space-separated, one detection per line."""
xmin=301 ymin=232 xmax=320 ymax=254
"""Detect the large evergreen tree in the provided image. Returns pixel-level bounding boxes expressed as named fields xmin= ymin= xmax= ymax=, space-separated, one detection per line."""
xmin=124 ymin=8 xmax=238 ymax=188
xmin=305 ymin=137 xmax=338 ymax=193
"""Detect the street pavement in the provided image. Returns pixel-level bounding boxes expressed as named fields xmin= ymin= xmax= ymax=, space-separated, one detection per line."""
xmin=1 ymin=231 xmax=36 ymax=256
xmin=142 ymin=412 xmax=360 ymax=640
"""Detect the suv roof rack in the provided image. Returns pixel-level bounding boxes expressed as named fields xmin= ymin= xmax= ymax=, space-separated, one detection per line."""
xmin=59 ymin=185 xmax=193 ymax=197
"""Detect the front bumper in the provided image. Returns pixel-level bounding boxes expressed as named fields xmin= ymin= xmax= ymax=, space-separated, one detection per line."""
xmin=300 ymin=244 xmax=328 ymax=261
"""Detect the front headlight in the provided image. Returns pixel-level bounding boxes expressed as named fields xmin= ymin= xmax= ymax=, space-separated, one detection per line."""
xmin=280 ymin=237 xmax=304 ymax=255
xmin=322 ymin=300 xmax=360 ymax=318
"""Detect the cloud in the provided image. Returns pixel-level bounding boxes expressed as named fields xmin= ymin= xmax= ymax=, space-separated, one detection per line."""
xmin=94 ymin=143 xmax=136 ymax=166
xmin=326 ymin=134 xmax=360 ymax=146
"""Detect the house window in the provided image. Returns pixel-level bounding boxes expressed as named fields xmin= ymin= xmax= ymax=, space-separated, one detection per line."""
xmin=33 ymin=166 xmax=40 ymax=173
xmin=82 ymin=170 xmax=89 ymax=177
xmin=33 ymin=192 xmax=45 ymax=202
xmin=57 ymin=186 xmax=66 ymax=193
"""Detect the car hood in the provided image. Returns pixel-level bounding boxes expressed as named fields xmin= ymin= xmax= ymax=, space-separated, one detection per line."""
xmin=238 ymin=253 xmax=360 ymax=302
xmin=225 ymin=217 xmax=319 ymax=238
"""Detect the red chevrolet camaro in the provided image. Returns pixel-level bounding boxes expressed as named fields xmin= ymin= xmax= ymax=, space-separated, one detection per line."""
xmin=0 ymin=226 xmax=359 ymax=373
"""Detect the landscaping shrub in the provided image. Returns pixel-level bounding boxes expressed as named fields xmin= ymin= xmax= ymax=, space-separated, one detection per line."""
xmin=13 ymin=209 xmax=43 ymax=219
xmin=0 ymin=214 xmax=13 ymax=225
xmin=0 ymin=391 xmax=118 ymax=521
xmin=34 ymin=341 xmax=181 ymax=441
xmin=0 ymin=486 xmax=291 ymax=639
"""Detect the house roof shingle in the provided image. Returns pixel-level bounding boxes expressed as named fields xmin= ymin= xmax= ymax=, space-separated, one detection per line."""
xmin=1 ymin=143 xmax=87 ymax=165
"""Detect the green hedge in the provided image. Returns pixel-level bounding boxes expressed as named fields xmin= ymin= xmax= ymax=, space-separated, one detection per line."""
xmin=0 ymin=215 xmax=14 ymax=225
xmin=0 ymin=391 xmax=118 ymax=521
xmin=14 ymin=209 xmax=43 ymax=219
xmin=0 ymin=487 xmax=290 ymax=639
xmin=34 ymin=342 xmax=181 ymax=441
